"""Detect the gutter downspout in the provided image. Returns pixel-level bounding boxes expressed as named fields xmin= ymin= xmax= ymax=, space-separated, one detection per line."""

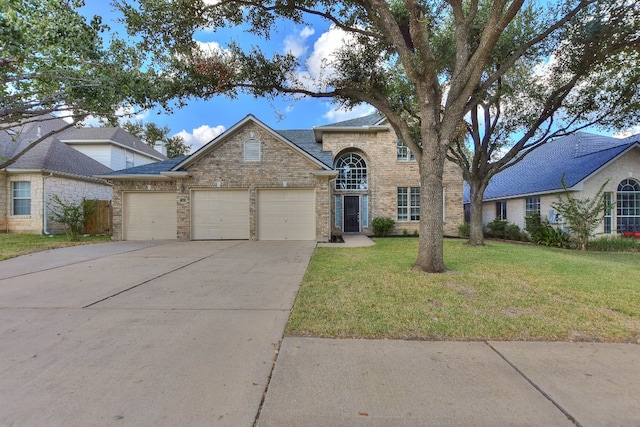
xmin=43 ymin=174 xmax=50 ymax=235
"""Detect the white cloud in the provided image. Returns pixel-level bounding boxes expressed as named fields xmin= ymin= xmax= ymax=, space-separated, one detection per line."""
xmin=323 ymin=104 xmax=376 ymax=123
xmin=195 ymin=40 xmax=226 ymax=55
xmin=174 ymin=124 xmax=225 ymax=153
xmin=614 ymin=126 xmax=640 ymax=138
xmin=283 ymin=26 xmax=315 ymax=58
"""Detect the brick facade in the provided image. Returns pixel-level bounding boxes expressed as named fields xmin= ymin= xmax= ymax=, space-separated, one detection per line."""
xmin=109 ymin=115 xmax=464 ymax=241
xmin=323 ymin=127 xmax=463 ymax=237
xmin=111 ymin=122 xmax=334 ymax=241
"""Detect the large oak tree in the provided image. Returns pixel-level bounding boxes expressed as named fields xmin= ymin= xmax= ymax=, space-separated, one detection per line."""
xmin=116 ymin=0 xmax=632 ymax=272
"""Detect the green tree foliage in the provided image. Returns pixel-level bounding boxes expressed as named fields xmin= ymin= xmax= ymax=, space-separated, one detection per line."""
xmin=122 ymin=120 xmax=190 ymax=158
xmin=114 ymin=0 xmax=638 ymax=273
xmin=446 ymin=1 xmax=640 ymax=246
xmin=48 ymin=196 xmax=97 ymax=241
xmin=0 ymin=0 xmax=165 ymax=130
xmin=552 ymin=178 xmax=609 ymax=251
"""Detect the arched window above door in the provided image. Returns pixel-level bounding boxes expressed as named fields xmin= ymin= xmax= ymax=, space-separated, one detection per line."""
xmin=335 ymin=152 xmax=367 ymax=190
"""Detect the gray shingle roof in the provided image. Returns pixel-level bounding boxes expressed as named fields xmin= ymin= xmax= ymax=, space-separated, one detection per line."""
xmin=99 ymin=156 xmax=188 ymax=176
xmin=276 ymin=130 xmax=333 ymax=167
xmin=1 ymin=116 xmax=111 ymax=180
xmin=316 ymin=113 xmax=384 ymax=128
xmin=60 ymin=127 xmax=167 ymax=160
xmin=478 ymin=132 xmax=640 ymax=202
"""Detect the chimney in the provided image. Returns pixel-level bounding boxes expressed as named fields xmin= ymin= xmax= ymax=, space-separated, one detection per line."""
xmin=154 ymin=140 xmax=167 ymax=156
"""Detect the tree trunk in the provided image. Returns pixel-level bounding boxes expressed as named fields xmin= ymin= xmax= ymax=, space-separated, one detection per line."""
xmin=413 ymin=135 xmax=447 ymax=273
xmin=468 ymin=179 xmax=488 ymax=246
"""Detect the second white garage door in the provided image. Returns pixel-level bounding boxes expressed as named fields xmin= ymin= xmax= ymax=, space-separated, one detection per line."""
xmin=258 ymin=189 xmax=316 ymax=240
xmin=191 ymin=190 xmax=250 ymax=240
xmin=123 ymin=192 xmax=177 ymax=240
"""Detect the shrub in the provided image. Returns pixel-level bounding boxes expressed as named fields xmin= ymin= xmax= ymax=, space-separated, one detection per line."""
xmin=525 ymin=214 xmax=571 ymax=248
xmin=371 ymin=217 xmax=395 ymax=236
xmin=458 ymin=222 xmax=470 ymax=238
xmin=588 ymin=236 xmax=640 ymax=252
xmin=48 ymin=196 xmax=97 ymax=241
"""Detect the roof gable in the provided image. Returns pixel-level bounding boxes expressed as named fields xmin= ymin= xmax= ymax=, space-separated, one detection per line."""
xmin=59 ymin=127 xmax=167 ymax=160
xmin=173 ymin=115 xmax=331 ymax=171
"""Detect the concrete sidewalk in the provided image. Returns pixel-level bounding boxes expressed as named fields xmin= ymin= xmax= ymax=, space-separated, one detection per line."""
xmin=258 ymin=337 xmax=640 ymax=426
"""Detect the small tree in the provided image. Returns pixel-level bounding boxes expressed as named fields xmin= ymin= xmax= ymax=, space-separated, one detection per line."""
xmin=48 ymin=196 xmax=97 ymax=241
xmin=552 ymin=178 xmax=609 ymax=251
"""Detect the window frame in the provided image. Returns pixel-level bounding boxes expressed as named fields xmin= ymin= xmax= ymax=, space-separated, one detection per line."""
xmin=12 ymin=181 xmax=31 ymax=216
xmin=525 ymin=196 xmax=541 ymax=217
xmin=617 ymin=178 xmax=640 ymax=231
xmin=495 ymin=201 xmax=507 ymax=220
xmin=396 ymin=140 xmax=415 ymax=162
xmin=397 ymin=186 xmax=420 ymax=222
xmin=335 ymin=152 xmax=368 ymax=190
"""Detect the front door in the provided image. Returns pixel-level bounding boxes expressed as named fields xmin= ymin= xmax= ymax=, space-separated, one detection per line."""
xmin=343 ymin=196 xmax=360 ymax=232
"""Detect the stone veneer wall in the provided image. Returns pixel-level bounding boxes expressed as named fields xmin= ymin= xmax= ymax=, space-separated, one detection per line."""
xmin=3 ymin=174 xmax=111 ymax=234
xmin=322 ymin=127 xmax=464 ymax=237
xmin=112 ymin=122 xmax=333 ymax=241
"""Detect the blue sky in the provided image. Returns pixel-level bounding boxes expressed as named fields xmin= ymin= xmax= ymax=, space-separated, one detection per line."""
xmin=79 ymin=2 xmax=376 ymax=153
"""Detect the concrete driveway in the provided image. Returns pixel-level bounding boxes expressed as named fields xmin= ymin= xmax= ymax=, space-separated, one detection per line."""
xmin=0 ymin=240 xmax=315 ymax=426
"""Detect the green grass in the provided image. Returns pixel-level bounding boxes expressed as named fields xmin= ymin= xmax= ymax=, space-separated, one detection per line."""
xmin=286 ymin=238 xmax=640 ymax=342
xmin=0 ymin=233 xmax=112 ymax=261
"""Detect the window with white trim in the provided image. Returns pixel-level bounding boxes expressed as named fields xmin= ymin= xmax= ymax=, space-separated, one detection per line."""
xmin=244 ymin=139 xmax=261 ymax=162
xmin=603 ymin=192 xmax=612 ymax=234
xmin=12 ymin=181 xmax=31 ymax=215
xmin=335 ymin=152 xmax=367 ymax=190
xmin=396 ymin=140 xmax=415 ymax=162
xmin=398 ymin=187 xmax=420 ymax=221
xmin=617 ymin=178 xmax=640 ymax=231
xmin=525 ymin=196 xmax=540 ymax=217
xmin=496 ymin=201 xmax=507 ymax=220
xmin=125 ymin=150 xmax=134 ymax=168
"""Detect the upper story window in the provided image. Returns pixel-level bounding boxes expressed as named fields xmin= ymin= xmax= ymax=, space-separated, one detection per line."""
xmin=125 ymin=150 xmax=134 ymax=169
xmin=396 ymin=140 xmax=415 ymax=162
xmin=335 ymin=152 xmax=367 ymax=190
xmin=12 ymin=181 xmax=31 ymax=215
xmin=244 ymin=139 xmax=261 ymax=162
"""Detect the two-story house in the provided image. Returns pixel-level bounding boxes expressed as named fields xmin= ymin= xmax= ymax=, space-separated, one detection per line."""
xmin=100 ymin=114 xmax=463 ymax=241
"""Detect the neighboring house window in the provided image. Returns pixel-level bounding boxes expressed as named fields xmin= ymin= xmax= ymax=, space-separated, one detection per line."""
xmin=125 ymin=150 xmax=134 ymax=168
xmin=396 ymin=140 xmax=415 ymax=162
xmin=525 ymin=196 xmax=540 ymax=217
xmin=617 ymin=178 xmax=640 ymax=231
xmin=397 ymin=187 xmax=420 ymax=221
xmin=12 ymin=181 xmax=31 ymax=215
xmin=603 ymin=192 xmax=612 ymax=234
xmin=244 ymin=139 xmax=261 ymax=162
xmin=496 ymin=201 xmax=507 ymax=220
xmin=335 ymin=153 xmax=367 ymax=190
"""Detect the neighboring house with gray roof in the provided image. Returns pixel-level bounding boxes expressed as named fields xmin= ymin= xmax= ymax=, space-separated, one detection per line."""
xmin=99 ymin=114 xmax=463 ymax=241
xmin=1 ymin=116 xmax=165 ymax=234
xmin=465 ymin=132 xmax=640 ymax=236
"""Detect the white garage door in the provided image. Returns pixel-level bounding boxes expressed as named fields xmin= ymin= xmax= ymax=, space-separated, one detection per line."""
xmin=191 ymin=190 xmax=249 ymax=240
xmin=258 ymin=189 xmax=315 ymax=240
xmin=123 ymin=192 xmax=177 ymax=240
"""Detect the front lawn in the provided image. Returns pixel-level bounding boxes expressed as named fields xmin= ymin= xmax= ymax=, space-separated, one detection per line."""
xmin=0 ymin=233 xmax=112 ymax=261
xmin=286 ymin=238 xmax=640 ymax=342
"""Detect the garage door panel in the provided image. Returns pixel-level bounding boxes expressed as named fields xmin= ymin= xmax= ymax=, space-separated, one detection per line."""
xmin=192 ymin=190 xmax=249 ymax=240
xmin=124 ymin=192 xmax=177 ymax=240
xmin=258 ymin=190 xmax=315 ymax=241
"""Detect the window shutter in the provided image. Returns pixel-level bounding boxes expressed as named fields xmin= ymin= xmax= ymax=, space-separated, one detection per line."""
xmin=244 ymin=140 xmax=261 ymax=162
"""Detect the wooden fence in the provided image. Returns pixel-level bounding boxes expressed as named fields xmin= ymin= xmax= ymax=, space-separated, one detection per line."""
xmin=84 ymin=200 xmax=112 ymax=235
